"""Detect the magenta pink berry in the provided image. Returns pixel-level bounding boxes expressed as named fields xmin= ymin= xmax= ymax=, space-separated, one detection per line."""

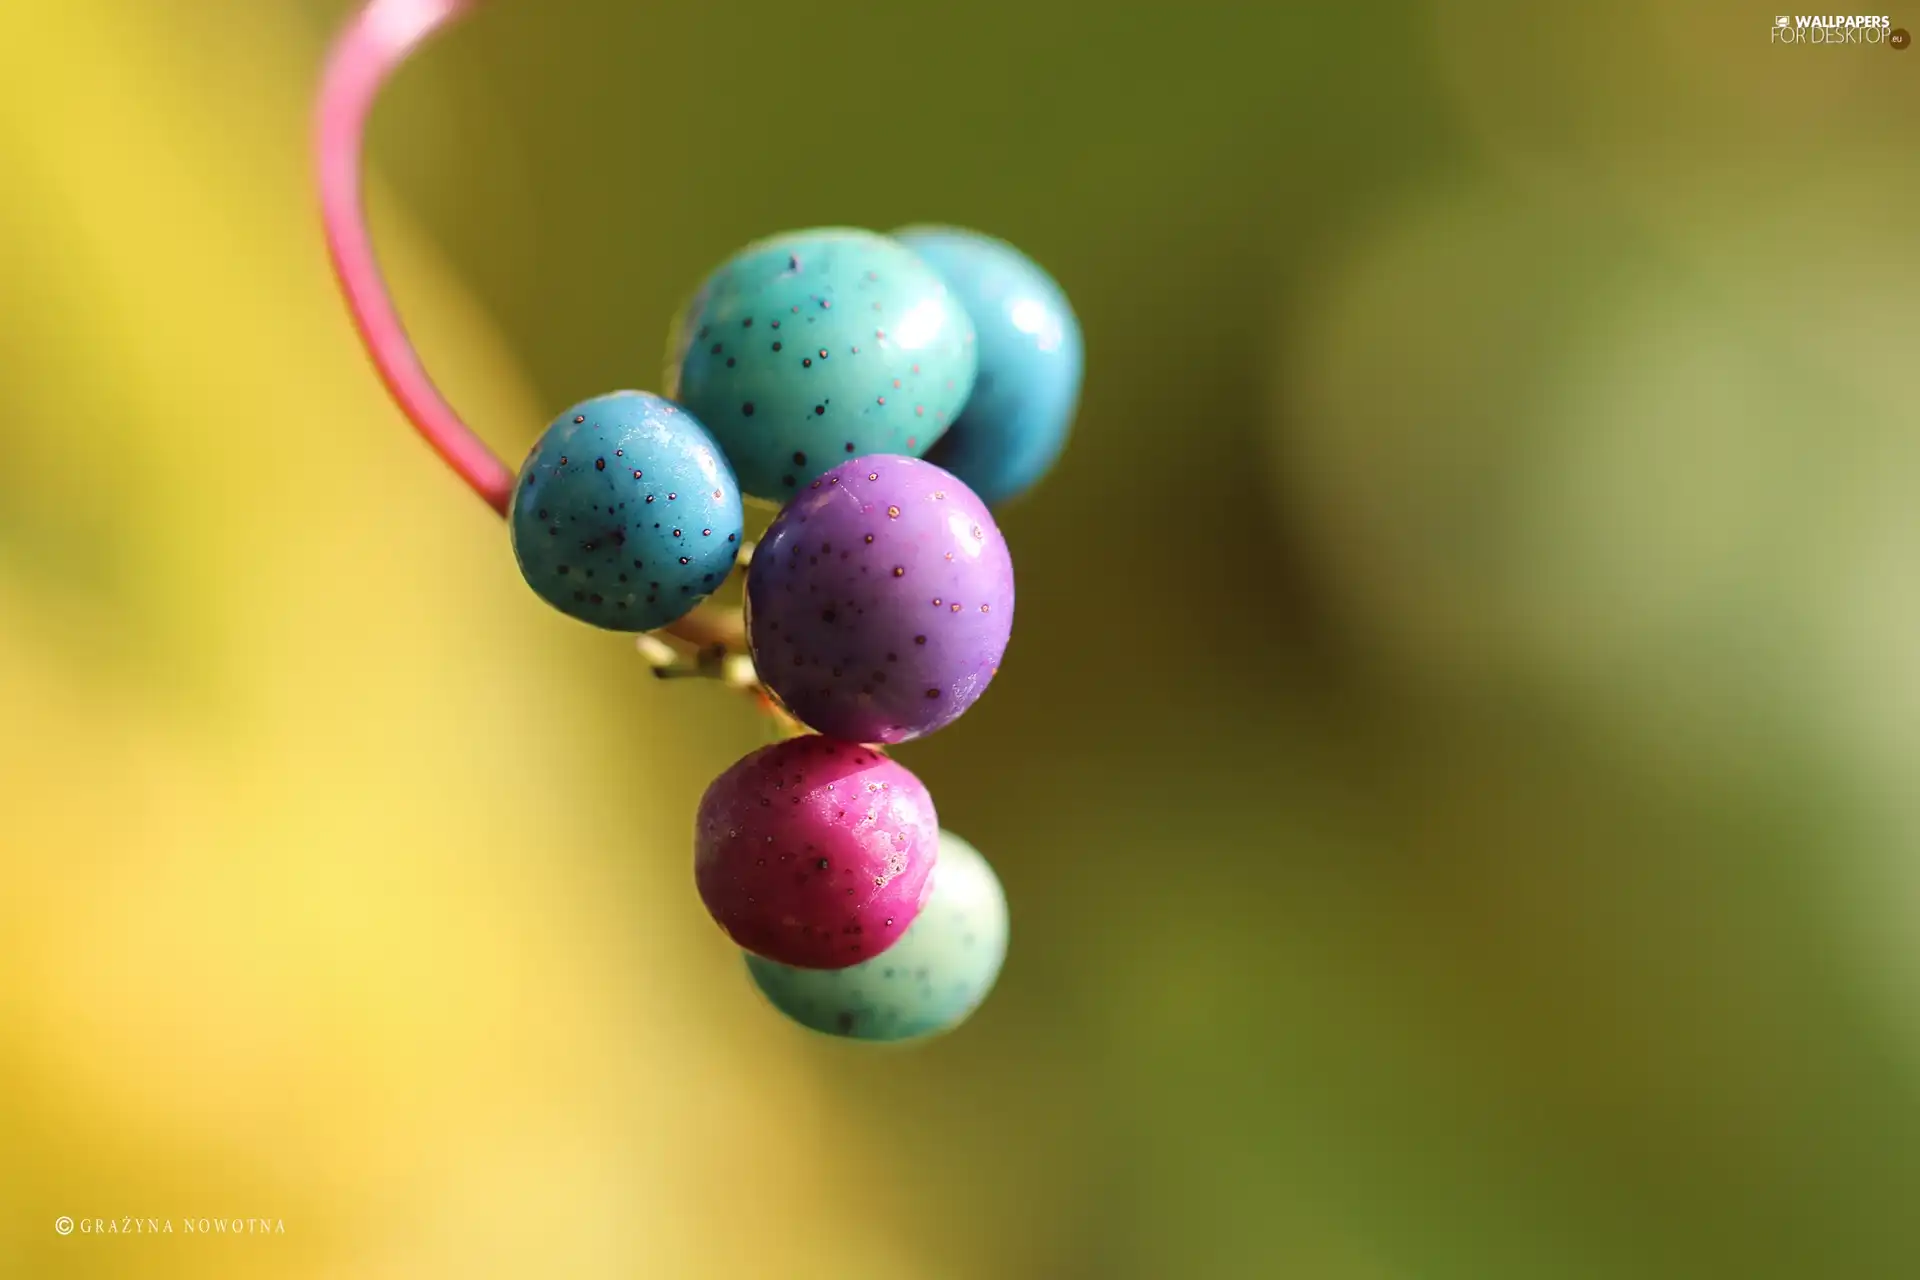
xmin=694 ymin=735 xmax=940 ymax=969
xmin=745 ymin=455 xmax=1015 ymax=744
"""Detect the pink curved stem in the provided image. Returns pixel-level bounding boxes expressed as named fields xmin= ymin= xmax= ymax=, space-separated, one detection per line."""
xmin=316 ymin=0 xmax=516 ymax=515
xmin=313 ymin=0 xmax=752 ymax=658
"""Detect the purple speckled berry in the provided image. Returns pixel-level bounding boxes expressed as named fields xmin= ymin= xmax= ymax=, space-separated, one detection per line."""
xmin=694 ymin=735 xmax=939 ymax=969
xmin=744 ymin=456 xmax=1014 ymax=744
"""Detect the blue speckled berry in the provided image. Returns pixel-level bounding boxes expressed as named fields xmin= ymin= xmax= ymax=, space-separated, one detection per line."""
xmin=893 ymin=227 xmax=1083 ymax=507
xmin=508 ymin=391 xmax=744 ymax=631
xmin=664 ymin=228 xmax=978 ymax=503
xmin=744 ymin=829 xmax=1008 ymax=1042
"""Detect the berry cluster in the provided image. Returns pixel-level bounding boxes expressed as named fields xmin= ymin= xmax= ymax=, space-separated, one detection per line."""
xmin=315 ymin=2 xmax=1080 ymax=1043
xmin=505 ymin=227 xmax=1080 ymax=1041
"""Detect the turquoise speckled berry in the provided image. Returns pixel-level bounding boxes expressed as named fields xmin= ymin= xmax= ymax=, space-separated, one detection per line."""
xmin=894 ymin=227 xmax=1083 ymax=507
xmin=744 ymin=829 xmax=1009 ymax=1042
xmin=664 ymin=228 xmax=978 ymax=503
xmin=508 ymin=391 xmax=744 ymax=631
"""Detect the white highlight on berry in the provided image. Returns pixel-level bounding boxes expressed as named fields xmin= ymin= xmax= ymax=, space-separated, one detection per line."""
xmin=947 ymin=513 xmax=985 ymax=558
xmin=692 ymin=445 xmax=728 ymax=493
xmin=1010 ymin=297 xmax=1065 ymax=353
xmin=891 ymin=297 xmax=950 ymax=352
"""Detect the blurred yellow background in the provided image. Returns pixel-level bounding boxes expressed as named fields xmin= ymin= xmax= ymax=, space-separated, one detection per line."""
xmin=3 ymin=0 xmax=1918 ymax=1276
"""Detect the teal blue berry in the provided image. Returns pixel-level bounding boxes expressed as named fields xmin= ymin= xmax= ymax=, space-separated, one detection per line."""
xmin=894 ymin=226 xmax=1083 ymax=507
xmin=744 ymin=829 xmax=1009 ymax=1042
xmin=508 ymin=391 xmax=744 ymax=632
xmin=664 ymin=228 xmax=978 ymax=502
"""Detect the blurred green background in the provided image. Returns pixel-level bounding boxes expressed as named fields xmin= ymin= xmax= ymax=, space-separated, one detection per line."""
xmin=4 ymin=0 xmax=1919 ymax=1275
